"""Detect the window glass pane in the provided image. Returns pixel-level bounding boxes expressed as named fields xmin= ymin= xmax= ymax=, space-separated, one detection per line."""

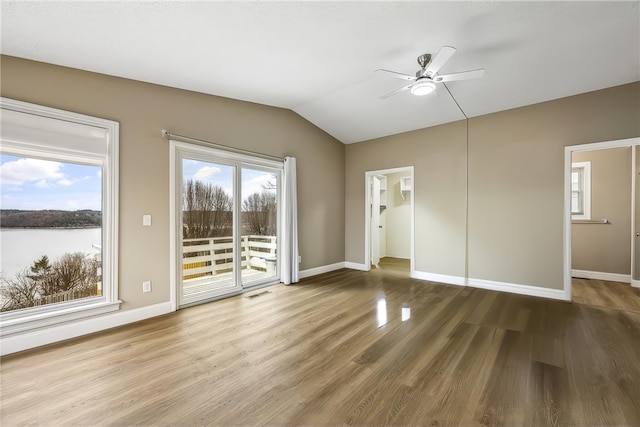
xmin=241 ymin=168 xmax=278 ymax=284
xmin=571 ymin=166 xmax=585 ymax=215
xmin=571 ymin=170 xmax=580 ymax=188
xmin=181 ymin=158 xmax=235 ymax=296
xmin=571 ymin=191 xmax=583 ymax=215
xmin=0 ymin=154 xmax=102 ymax=312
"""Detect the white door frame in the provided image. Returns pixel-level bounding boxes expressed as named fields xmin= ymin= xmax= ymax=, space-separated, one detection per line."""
xmin=632 ymin=145 xmax=639 ymax=288
xmin=364 ymin=166 xmax=415 ymax=274
xmin=563 ymin=137 xmax=640 ymax=300
xmin=169 ymin=140 xmax=284 ymax=311
xmin=371 ymin=175 xmax=382 ymax=265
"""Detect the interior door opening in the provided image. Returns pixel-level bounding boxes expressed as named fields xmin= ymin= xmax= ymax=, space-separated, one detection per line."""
xmin=564 ymin=138 xmax=640 ymax=303
xmin=365 ymin=167 xmax=414 ymax=275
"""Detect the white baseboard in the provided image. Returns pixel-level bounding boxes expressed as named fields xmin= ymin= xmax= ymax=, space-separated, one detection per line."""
xmin=571 ymin=269 xmax=631 ymax=284
xmin=632 ymin=279 xmax=640 ymax=288
xmin=468 ymin=278 xmax=568 ymax=301
xmin=411 ymin=270 xmax=466 ymax=286
xmin=0 ymin=302 xmax=173 ymax=356
xmin=299 ymin=262 xmax=346 ymax=279
xmin=409 ymin=270 xmax=567 ymax=300
xmin=345 ymin=262 xmax=369 ymax=271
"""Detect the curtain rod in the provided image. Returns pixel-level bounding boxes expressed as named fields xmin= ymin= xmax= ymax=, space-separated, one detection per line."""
xmin=161 ymin=129 xmax=284 ymax=162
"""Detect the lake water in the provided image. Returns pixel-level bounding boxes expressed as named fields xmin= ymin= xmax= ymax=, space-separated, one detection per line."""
xmin=0 ymin=228 xmax=102 ymax=279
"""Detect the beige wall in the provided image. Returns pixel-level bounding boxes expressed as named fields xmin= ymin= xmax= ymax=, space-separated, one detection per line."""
xmin=571 ymin=148 xmax=632 ymax=275
xmin=346 ymin=121 xmax=468 ymax=276
xmin=346 ymin=82 xmax=640 ymax=290
xmin=469 ymin=83 xmax=638 ymax=289
xmin=0 ymin=55 xmax=345 ymax=311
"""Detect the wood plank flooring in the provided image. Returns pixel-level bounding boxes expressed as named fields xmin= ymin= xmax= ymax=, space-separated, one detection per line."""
xmin=1 ymin=258 xmax=639 ymax=426
xmin=572 ymin=277 xmax=640 ymax=313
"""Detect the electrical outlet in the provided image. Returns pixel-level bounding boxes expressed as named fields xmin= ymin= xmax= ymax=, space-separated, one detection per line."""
xmin=142 ymin=280 xmax=152 ymax=293
xmin=298 ymin=255 xmax=302 ymax=263
xmin=143 ymin=214 xmax=152 ymax=226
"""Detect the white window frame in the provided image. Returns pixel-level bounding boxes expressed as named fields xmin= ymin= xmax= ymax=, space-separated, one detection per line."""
xmin=571 ymin=161 xmax=591 ymax=220
xmin=0 ymin=98 xmax=120 ymax=337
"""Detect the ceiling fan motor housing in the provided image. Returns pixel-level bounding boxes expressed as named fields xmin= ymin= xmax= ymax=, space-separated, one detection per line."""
xmin=417 ymin=53 xmax=432 ymax=69
xmin=416 ymin=53 xmax=433 ymax=78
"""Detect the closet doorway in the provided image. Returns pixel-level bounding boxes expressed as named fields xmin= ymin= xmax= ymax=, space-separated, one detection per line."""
xmin=365 ymin=167 xmax=414 ymax=275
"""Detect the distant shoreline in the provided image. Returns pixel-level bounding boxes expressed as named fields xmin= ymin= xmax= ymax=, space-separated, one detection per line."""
xmin=0 ymin=209 xmax=102 ymax=228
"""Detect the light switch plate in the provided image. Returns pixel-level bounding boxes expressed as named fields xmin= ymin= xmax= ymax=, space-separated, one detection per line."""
xmin=143 ymin=214 xmax=152 ymax=226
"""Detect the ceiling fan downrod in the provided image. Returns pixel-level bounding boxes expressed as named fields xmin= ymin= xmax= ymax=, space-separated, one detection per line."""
xmin=416 ymin=53 xmax=432 ymax=77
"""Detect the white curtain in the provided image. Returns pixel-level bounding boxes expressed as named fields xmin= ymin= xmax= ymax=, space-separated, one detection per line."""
xmin=282 ymin=156 xmax=299 ymax=284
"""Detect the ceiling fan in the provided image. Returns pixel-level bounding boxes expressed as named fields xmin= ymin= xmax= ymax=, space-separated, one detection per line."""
xmin=377 ymin=46 xmax=484 ymax=98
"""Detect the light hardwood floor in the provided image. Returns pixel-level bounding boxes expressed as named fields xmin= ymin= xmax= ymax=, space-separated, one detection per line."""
xmin=1 ymin=258 xmax=639 ymax=426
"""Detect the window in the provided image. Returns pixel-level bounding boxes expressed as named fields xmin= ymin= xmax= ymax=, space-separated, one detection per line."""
xmin=0 ymin=98 xmax=119 ymax=336
xmin=571 ymin=161 xmax=591 ymax=220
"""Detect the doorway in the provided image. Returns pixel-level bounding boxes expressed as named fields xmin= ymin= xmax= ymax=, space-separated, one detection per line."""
xmin=365 ymin=167 xmax=414 ymax=275
xmin=171 ymin=141 xmax=283 ymax=308
xmin=564 ymin=137 xmax=640 ymax=301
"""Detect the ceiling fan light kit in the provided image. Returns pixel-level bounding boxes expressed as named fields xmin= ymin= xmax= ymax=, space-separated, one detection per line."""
xmin=410 ymin=80 xmax=436 ymax=96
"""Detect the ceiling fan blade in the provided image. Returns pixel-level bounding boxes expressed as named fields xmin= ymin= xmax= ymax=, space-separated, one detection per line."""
xmin=435 ymin=69 xmax=485 ymax=82
xmin=376 ymin=69 xmax=416 ymax=81
xmin=380 ymin=84 xmax=412 ymax=99
xmin=424 ymin=46 xmax=456 ymax=76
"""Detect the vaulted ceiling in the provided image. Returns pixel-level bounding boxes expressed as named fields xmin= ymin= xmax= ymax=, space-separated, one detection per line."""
xmin=1 ymin=1 xmax=639 ymax=144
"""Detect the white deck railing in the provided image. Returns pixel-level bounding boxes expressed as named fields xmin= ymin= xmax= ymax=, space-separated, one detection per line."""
xmin=2 ymin=236 xmax=277 ymax=311
xmin=182 ymin=235 xmax=276 ymax=280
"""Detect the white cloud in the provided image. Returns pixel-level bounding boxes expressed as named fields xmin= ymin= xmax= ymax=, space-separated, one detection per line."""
xmin=0 ymin=158 xmax=65 ymax=186
xmin=242 ymin=174 xmax=276 ymax=200
xmin=193 ymin=166 xmax=222 ymax=180
xmin=0 ymin=157 xmax=102 ymax=210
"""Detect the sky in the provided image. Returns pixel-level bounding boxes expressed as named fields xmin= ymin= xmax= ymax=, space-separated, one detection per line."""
xmin=0 ymin=155 xmax=276 ymax=211
xmin=182 ymin=158 xmax=277 ymax=200
xmin=0 ymin=154 xmax=102 ymax=211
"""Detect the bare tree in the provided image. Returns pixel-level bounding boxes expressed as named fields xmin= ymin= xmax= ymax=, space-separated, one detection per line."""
xmin=183 ymin=180 xmax=233 ymax=239
xmin=0 ymin=269 xmax=39 ymax=311
xmin=0 ymin=252 xmax=100 ymax=312
xmin=50 ymin=253 xmax=100 ymax=294
xmin=242 ymin=191 xmax=277 ymax=235
xmin=261 ymin=173 xmax=277 ymax=191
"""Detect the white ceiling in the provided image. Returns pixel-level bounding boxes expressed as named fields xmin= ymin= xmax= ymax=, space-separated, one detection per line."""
xmin=1 ymin=1 xmax=639 ymax=144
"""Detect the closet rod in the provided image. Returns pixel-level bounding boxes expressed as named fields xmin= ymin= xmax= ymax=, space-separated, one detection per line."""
xmin=572 ymin=219 xmax=610 ymax=224
xmin=161 ymin=129 xmax=283 ymax=162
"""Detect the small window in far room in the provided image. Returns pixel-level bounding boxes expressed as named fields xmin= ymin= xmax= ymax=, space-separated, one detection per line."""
xmin=571 ymin=161 xmax=591 ymax=220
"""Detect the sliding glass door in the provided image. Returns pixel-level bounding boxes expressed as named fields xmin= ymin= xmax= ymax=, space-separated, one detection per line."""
xmin=172 ymin=142 xmax=282 ymax=308
xmin=241 ymin=167 xmax=280 ymax=285
xmin=180 ymin=158 xmax=237 ymax=305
